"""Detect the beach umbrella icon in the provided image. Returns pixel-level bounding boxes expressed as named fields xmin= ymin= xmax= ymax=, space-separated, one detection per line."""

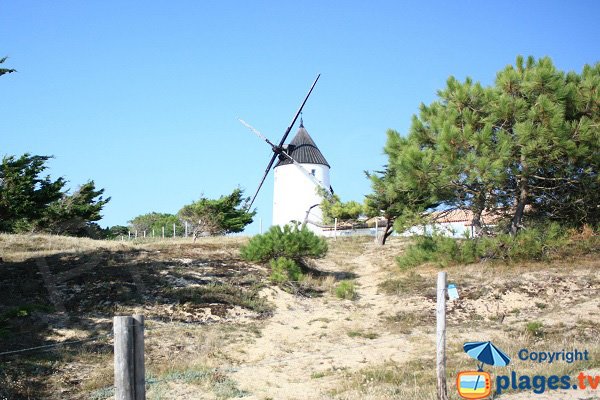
xmin=463 ymin=341 xmax=511 ymax=370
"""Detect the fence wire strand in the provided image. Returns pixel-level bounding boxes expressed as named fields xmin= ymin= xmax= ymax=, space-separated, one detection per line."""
xmin=0 ymin=333 xmax=113 ymax=357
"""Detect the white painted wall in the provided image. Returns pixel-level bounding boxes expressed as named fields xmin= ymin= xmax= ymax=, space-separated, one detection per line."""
xmin=401 ymin=222 xmax=488 ymax=238
xmin=272 ymin=162 xmax=330 ymax=233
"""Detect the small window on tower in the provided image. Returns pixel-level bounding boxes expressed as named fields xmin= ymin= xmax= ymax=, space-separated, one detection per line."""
xmin=311 ymin=169 xmax=316 ymax=176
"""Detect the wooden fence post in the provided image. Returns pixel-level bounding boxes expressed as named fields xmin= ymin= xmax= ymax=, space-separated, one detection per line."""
xmin=114 ymin=316 xmax=134 ymax=400
xmin=114 ymin=315 xmax=145 ymax=400
xmin=133 ymin=314 xmax=145 ymax=400
xmin=437 ymin=272 xmax=449 ymax=400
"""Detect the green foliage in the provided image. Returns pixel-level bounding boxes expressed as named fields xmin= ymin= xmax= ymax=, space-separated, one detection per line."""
xmin=37 ymin=181 xmax=110 ymax=236
xmin=0 ymin=154 xmax=109 ymax=236
xmin=526 ymin=321 xmax=544 ymax=338
xmin=0 ymin=154 xmax=65 ymax=232
xmin=319 ymin=189 xmax=364 ymax=224
xmin=129 ymin=212 xmax=183 ymax=236
xmin=240 ymin=224 xmax=328 ymax=265
xmin=335 ymin=280 xmax=357 ymax=300
xmin=269 ymin=257 xmax=303 ymax=282
xmin=369 ymin=56 xmax=600 ymax=239
xmin=0 ymin=56 xmax=16 ymax=77
xmin=396 ymin=223 xmax=598 ymax=268
xmin=178 ymin=188 xmax=255 ymax=236
xmin=106 ymin=225 xmax=129 ymax=238
xmin=0 ymin=155 xmax=109 ymax=236
xmin=364 ymin=133 xmax=441 ymax=244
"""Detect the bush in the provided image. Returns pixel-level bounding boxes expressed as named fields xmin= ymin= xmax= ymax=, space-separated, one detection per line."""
xmin=269 ymin=257 xmax=303 ymax=282
xmin=396 ymin=223 xmax=598 ymax=268
xmin=335 ymin=280 xmax=357 ymax=300
xmin=525 ymin=321 xmax=544 ymax=337
xmin=240 ymin=225 xmax=328 ymax=264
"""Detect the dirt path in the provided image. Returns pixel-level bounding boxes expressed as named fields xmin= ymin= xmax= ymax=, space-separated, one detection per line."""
xmin=222 ymin=239 xmax=427 ymax=400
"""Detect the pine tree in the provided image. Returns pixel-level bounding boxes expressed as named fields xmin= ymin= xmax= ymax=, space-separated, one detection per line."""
xmin=493 ymin=56 xmax=599 ymax=232
xmin=409 ymin=76 xmax=511 ymax=234
xmin=178 ymin=188 xmax=255 ymax=236
xmin=39 ymin=181 xmax=111 ymax=236
xmin=365 ymin=131 xmax=440 ymax=244
xmin=368 ymin=56 xmax=599 ymax=239
xmin=0 ymin=154 xmax=65 ymax=232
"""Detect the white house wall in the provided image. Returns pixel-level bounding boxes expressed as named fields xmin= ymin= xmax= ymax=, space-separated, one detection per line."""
xmin=273 ymin=163 xmax=330 ymax=233
xmin=402 ymin=222 xmax=472 ymax=238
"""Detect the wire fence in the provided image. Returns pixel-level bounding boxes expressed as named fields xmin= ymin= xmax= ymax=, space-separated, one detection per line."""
xmin=1 ymin=316 xmax=409 ymax=399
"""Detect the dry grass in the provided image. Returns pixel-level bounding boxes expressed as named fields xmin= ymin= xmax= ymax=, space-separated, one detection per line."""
xmin=0 ymin=233 xmax=133 ymax=261
xmin=1 ymin=233 xmax=599 ymax=399
xmin=0 ymin=233 xmax=263 ymax=400
xmin=0 ymin=233 xmax=250 ymax=262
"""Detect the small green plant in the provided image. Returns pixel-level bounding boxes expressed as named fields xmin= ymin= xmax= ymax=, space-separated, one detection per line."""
xmin=240 ymin=224 xmax=328 ymax=284
xmin=526 ymin=321 xmax=544 ymax=337
xmin=269 ymin=257 xmax=302 ymax=282
xmin=311 ymin=371 xmax=327 ymax=379
xmin=335 ymin=280 xmax=357 ymax=300
xmin=240 ymin=224 xmax=328 ymax=264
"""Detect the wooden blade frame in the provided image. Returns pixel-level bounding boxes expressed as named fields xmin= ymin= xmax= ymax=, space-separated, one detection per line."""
xmin=246 ymin=74 xmax=321 ymax=210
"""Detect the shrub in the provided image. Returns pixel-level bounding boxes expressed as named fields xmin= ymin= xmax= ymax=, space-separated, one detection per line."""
xmin=396 ymin=223 xmax=597 ymax=268
xmin=269 ymin=257 xmax=303 ymax=283
xmin=525 ymin=321 xmax=544 ymax=337
xmin=240 ymin=225 xmax=328 ymax=264
xmin=335 ymin=280 xmax=357 ymax=300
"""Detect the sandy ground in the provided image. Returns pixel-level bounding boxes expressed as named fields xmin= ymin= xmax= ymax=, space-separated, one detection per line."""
xmin=2 ymin=235 xmax=598 ymax=399
xmin=225 ymin=240 xmax=421 ymax=399
xmin=217 ymin=239 xmax=600 ymax=400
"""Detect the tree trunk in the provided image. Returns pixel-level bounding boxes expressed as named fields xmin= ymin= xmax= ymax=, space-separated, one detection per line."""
xmin=471 ymin=190 xmax=486 ymax=237
xmin=471 ymin=209 xmax=483 ymax=237
xmin=377 ymin=218 xmax=394 ymax=246
xmin=510 ymin=158 xmax=529 ymax=236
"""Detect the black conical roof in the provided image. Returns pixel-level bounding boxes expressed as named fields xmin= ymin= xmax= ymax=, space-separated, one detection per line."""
xmin=275 ymin=122 xmax=330 ymax=168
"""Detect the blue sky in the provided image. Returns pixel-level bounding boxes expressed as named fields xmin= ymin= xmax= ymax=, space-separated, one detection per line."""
xmin=2 ymin=1 xmax=599 ymax=232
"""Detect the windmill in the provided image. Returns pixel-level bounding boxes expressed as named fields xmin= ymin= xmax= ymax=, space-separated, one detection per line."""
xmin=240 ymin=74 xmax=333 ymax=232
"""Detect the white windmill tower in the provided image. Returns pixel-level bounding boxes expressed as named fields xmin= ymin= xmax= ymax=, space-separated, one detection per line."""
xmin=272 ymin=119 xmax=331 ymax=231
xmin=240 ymin=74 xmax=333 ymax=233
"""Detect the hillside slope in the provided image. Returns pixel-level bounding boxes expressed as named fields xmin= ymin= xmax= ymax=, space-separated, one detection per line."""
xmin=0 ymin=234 xmax=598 ymax=399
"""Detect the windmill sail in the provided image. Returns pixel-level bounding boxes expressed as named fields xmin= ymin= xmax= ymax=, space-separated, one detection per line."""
xmin=246 ymin=74 xmax=321 ymax=209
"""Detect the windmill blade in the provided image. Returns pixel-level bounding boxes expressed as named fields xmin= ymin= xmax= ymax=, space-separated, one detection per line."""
xmin=247 ymin=152 xmax=278 ymax=210
xmin=279 ymin=149 xmax=329 ymax=191
xmin=246 ymin=74 xmax=321 ymax=210
xmin=238 ymin=118 xmax=278 ymax=150
xmin=275 ymin=74 xmax=320 ymax=148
